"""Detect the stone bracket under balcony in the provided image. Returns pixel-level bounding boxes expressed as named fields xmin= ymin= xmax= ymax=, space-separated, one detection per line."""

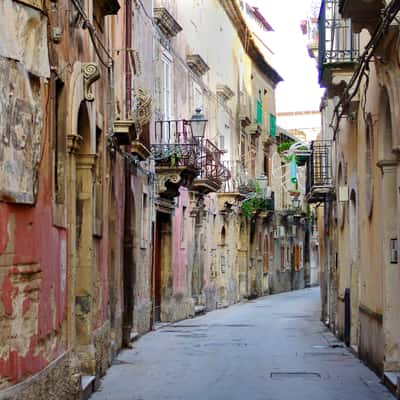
xmin=324 ymin=70 xmax=356 ymax=99
xmin=156 ymin=166 xmax=198 ymax=200
xmin=190 ymin=178 xmax=222 ymax=195
xmin=340 ymin=0 xmax=385 ymax=34
xmin=186 ymin=54 xmax=210 ymax=77
xmin=114 ymin=119 xmax=135 ymax=146
xmin=154 ymin=7 xmax=183 ymax=39
xmin=246 ymin=123 xmax=262 ymax=136
xmin=217 ymin=84 xmax=235 ymax=102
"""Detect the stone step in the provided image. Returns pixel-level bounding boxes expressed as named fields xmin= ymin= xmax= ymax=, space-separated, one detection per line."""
xmin=81 ymin=375 xmax=95 ymax=400
xmin=383 ymin=371 xmax=398 ymax=396
xmin=194 ymin=305 xmax=206 ymax=315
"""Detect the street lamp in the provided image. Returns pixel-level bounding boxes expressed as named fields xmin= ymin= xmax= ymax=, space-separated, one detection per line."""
xmin=190 ymin=108 xmax=208 ymax=138
xmin=292 ymin=197 xmax=301 ymax=209
xmin=256 ymin=175 xmax=269 ymax=198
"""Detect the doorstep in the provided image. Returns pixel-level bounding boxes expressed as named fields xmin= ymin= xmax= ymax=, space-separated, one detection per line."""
xmin=81 ymin=375 xmax=95 ymax=400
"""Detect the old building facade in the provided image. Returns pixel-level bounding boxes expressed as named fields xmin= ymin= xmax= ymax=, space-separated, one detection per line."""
xmin=0 ymin=0 xmax=313 ymax=399
xmin=308 ymin=0 xmax=400 ymax=389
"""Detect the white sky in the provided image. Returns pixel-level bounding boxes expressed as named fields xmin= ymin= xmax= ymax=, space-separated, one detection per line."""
xmin=252 ymin=0 xmax=324 ymax=113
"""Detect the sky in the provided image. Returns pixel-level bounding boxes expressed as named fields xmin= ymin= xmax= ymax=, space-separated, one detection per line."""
xmin=253 ymin=0 xmax=324 ymax=113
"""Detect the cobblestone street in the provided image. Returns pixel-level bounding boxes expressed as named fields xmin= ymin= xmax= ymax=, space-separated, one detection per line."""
xmin=93 ymin=288 xmax=393 ymax=400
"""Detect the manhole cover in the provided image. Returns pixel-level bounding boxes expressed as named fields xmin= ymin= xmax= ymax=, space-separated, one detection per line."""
xmin=304 ymin=352 xmax=349 ymax=357
xmin=270 ymin=372 xmax=321 ymax=380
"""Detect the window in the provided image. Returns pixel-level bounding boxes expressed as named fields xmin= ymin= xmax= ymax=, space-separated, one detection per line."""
xmin=161 ymin=52 xmax=172 ymax=121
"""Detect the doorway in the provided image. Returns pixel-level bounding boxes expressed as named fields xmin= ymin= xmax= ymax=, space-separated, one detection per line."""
xmin=122 ymin=167 xmax=135 ymax=346
xmin=153 ymin=211 xmax=172 ymax=323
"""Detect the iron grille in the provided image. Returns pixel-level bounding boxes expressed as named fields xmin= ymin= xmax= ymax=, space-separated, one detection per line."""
xmin=196 ymin=138 xmax=230 ymax=182
xmin=152 ymin=120 xmax=197 ymax=168
xmin=220 ymin=161 xmax=248 ymax=193
xmin=306 ymin=140 xmax=333 ymax=196
xmin=318 ymin=0 xmax=359 ymax=83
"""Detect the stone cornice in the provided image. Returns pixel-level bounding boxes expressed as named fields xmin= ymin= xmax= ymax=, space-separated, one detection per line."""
xmin=218 ymin=0 xmax=282 ymax=86
xmin=186 ymin=54 xmax=210 ymax=77
xmin=154 ymin=7 xmax=183 ymax=39
xmin=216 ymin=84 xmax=235 ymax=101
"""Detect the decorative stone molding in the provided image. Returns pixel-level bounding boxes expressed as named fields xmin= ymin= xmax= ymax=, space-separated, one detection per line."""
xmin=186 ymin=54 xmax=210 ymax=77
xmin=82 ymin=63 xmax=100 ymax=102
xmin=157 ymin=171 xmax=182 ymax=195
xmin=67 ymin=134 xmax=82 ymax=153
xmin=114 ymin=120 xmax=135 ymax=145
xmin=131 ymin=88 xmax=152 ymax=127
xmin=246 ymin=123 xmax=261 ymax=136
xmin=216 ymin=84 xmax=235 ymax=102
xmin=154 ymin=7 xmax=182 ymax=39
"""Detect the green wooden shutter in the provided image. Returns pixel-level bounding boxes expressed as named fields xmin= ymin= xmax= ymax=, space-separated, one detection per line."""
xmin=269 ymin=114 xmax=276 ymax=137
xmin=256 ymin=100 xmax=263 ymax=125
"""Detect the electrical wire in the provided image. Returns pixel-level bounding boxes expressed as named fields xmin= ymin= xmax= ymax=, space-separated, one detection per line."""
xmin=329 ymin=0 xmax=400 ymax=139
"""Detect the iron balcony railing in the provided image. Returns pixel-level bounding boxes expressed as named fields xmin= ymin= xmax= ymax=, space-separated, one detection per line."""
xmin=220 ymin=161 xmax=248 ymax=193
xmin=318 ymin=0 xmax=360 ymax=83
xmin=306 ymin=140 xmax=334 ymax=196
xmin=196 ymin=138 xmax=230 ymax=183
xmin=152 ymin=120 xmax=230 ymax=185
xmin=152 ymin=119 xmax=198 ymax=169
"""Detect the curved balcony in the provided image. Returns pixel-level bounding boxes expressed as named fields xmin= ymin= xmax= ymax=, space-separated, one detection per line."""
xmin=318 ymin=0 xmax=360 ymax=97
xmin=190 ymin=138 xmax=230 ymax=195
xmin=152 ymin=120 xmax=199 ymax=199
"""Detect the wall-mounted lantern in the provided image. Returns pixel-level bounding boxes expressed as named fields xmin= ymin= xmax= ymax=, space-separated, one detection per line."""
xmin=190 ymin=108 xmax=207 ymax=138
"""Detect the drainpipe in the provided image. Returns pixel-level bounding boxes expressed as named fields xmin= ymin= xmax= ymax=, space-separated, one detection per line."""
xmin=125 ymin=0 xmax=132 ymax=116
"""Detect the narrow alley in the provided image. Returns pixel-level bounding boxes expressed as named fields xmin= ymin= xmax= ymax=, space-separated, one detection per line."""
xmin=92 ymin=288 xmax=392 ymax=400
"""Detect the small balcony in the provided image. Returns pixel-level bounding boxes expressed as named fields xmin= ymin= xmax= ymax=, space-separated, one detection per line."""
xmin=306 ymin=140 xmax=335 ymax=203
xmin=190 ymin=139 xmax=230 ymax=195
xmin=318 ymin=0 xmax=360 ymax=97
xmin=152 ymin=120 xmax=199 ymax=199
xmin=339 ymin=0 xmax=385 ymax=33
xmin=113 ymin=119 xmax=151 ymax=161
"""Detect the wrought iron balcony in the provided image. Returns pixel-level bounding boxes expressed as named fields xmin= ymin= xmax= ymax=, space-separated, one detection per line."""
xmin=220 ymin=161 xmax=249 ymax=194
xmin=305 ymin=140 xmax=335 ymax=203
xmin=318 ymin=0 xmax=360 ymax=91
xmin=152 ymin=120 xmax=199 ymax=199
xmin=190 ymin=138 xmax=230 ymax=194
xmin=339 ymin=0 xmax=385 ymax=33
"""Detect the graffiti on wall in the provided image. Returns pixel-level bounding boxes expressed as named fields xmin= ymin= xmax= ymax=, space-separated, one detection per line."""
xmin=0 ymin=57 xmax=43 ymax=204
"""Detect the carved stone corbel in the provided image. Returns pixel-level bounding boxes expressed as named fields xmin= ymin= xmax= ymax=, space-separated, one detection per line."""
xmin=82 ymin=63 xmax=100 ymax=102
xmin=67 ymin=133 xmax=83 ymax=153
xmin=157 ymin=172 xmax=182 ymax=195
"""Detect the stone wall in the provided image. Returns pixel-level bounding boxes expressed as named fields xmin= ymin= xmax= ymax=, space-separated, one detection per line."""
xmin=0 ymin=353 xmax=80 ymax=400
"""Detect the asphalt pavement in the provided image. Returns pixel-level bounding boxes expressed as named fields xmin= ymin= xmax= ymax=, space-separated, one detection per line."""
xmin=92 ymin=287 xmax=393 ymax=400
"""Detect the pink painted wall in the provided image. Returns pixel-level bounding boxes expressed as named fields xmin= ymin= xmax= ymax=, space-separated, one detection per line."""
xmin=172 ymin=188 xmax=190 ymax=295
xmin=0 ymin=158 xmax=67 ymax=385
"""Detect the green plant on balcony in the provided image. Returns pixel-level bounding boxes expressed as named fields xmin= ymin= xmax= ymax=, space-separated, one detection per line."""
xmin=241 ymin=195 xmax=273 ymax=217
xmin=277 ymin=141 xmax=293 ymax=154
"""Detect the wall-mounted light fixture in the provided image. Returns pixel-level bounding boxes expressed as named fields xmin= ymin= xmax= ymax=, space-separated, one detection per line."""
xmin=190 ymin=108 xmax=207 ymax=138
